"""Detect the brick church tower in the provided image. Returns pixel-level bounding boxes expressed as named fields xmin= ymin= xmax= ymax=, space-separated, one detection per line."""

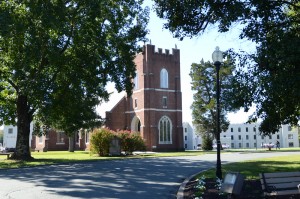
xmin=105 ymin=44 xmax=184 ymax=151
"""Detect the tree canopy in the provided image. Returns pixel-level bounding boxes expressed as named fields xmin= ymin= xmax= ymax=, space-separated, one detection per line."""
xmin=0 ymin=0 xmax=149 ymax=160
xmin=154 ymin=0 xmax=300 ymax=134
xmin=190 ymin=59 xmax=233 ymax=139
xmin=34 ymin=76 xmax=104 ymax=152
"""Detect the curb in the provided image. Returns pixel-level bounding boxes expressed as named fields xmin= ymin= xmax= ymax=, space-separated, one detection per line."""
xmin=176 ymin=169 xmax=209 ymax=199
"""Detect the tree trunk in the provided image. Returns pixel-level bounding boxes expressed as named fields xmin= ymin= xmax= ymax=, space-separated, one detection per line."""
xmin=11 ymin=95 xmax=33 ymax=160
xmin=68 ymin=134 xmax=75 ymax=152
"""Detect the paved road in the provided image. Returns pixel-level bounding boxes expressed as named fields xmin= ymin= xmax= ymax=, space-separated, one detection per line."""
xmin=0 ymin=152 xmax=299 ymax=199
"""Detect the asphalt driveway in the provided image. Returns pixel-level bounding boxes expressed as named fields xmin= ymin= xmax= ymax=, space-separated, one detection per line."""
xmin=0 ymin=152 xmax=298 ymax=199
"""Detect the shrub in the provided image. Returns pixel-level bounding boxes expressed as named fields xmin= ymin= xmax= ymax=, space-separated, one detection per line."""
xmin=90 ymin=128 xmax=115 ymax=156
xmin=129 ymin=132 xmax=146 ymax=152
xmin=202 ymin=133 xmax=213 ymax=151
xmin=117 ymin=130 xmax=146 ymax=154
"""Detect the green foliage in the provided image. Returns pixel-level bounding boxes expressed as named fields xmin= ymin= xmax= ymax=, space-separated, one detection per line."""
xmin=225 ymin=28 xmax=300 ymax=134
xmin=90 ymin=129 xmax=146 ymax=156
xmin=154 ymin=0 xmax=300 ymax=134
xmin=153 ymin=0 xmax=299 ymax=42
xmin=190 ymin=59 xmax=232 ymax=138
xmin=0 ymin=1 xmax=149 ymax=160
xmin=201 ymin=134 xmax=213 ymax=151
xmin=118 ymin=130 xmax=146 ymax=153
xmin=90 ymin=128 xmax=115 ymax=157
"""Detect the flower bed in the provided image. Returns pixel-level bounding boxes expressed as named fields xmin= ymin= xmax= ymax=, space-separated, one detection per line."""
xmin=183 ymin=177 xmax=263 ymax=199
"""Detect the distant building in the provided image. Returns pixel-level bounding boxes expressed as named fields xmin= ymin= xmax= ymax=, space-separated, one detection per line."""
xmin=105 ymin=44 xmax=184 ymax=152
xmin=34 ymin=129 xmax=90 ymax=151
xmin=3 ymin=124 xmax=34 ymax=149
xmin=218 ymin=123 xmax=299 ymax=149
xmin=183 ymin=122 xmax=201 ymax=150
xmin=3 ymin=124 xmax=90 ymax=151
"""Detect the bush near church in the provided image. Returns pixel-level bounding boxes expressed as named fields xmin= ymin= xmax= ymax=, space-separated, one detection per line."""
xmin=118 ymin=130 xmax=146 ymax=154
xmin=90 ymin=128 xmax=146 ymax=156
xmin=90 ymin=128 xmax=115 ymax=156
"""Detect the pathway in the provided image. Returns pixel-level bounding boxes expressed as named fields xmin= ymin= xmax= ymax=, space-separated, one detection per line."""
xmin=0 ymin=151 xmax=298 ymax=199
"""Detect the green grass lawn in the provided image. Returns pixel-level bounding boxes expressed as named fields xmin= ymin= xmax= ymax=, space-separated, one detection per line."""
xmin=0 ymin=149 xmax=299 ymax=172
xmin=0 ymin=150 xmax=212 ymax=169
xmin=0 ymin=151 xmax=136 ymax=169
xmin=200 ymin=154 xmax=300 ymax=180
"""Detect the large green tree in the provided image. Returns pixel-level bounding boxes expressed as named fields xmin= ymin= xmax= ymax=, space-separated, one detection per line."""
xmin=35 ymin=78 xmax=104 ymax=152
xmin=153 ymin=0 xmax=300 ymax=134
xmin=190 ymin=59 xmax=232 ymax=140
xmin=0 ymin=1 xmax=149 ymax=160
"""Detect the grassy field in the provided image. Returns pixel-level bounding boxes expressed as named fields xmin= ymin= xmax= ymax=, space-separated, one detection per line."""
xmin=0 ymin=148 xmax=299 ymax=171
xmin=0 ymin=150 xmax=213 ymax=169
xmin=199 ymin=153 xmax=300 ymax=180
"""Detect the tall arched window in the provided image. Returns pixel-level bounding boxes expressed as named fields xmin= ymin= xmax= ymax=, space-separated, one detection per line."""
xmin=134 ymin=72 xmax=138 ymax=90
xmin=160 ymin=68 xmax=168 ymax=88
xmin=159 ymin=116 xmax=172 ymax=144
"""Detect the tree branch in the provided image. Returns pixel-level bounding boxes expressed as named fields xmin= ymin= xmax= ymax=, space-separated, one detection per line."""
xmin=7 ymin=79 xmax=18 ymax=93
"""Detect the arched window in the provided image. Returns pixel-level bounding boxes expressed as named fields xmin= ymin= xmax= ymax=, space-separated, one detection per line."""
xmin=159 ymin=116 xmax=172 ymax=144
xmin=131 ymin=116 xmax=141 ymax=133
xmin=134 ymin=72 xmax=138 ymax=90
xmin=160 ymin=68 xmax=168 ymax=88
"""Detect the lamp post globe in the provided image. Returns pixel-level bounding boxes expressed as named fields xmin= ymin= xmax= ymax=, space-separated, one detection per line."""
xmin=212 ymin=46 xmax=223 ymax=179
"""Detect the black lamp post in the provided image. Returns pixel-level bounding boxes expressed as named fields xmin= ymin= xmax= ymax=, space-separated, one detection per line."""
xmin=212 ymin=46 xmax=223 ymax=179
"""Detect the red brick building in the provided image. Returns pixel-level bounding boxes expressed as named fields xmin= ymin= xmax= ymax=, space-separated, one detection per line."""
xmin=33 ymin=130 xmax=90 ymax=151
xmin=105 ymin=44 xmax=184 ymax=151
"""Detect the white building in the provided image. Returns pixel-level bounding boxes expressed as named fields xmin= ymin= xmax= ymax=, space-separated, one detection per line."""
xmin=220 ymin=123 xmax=299 ymax=149
xmin=183 ymin=122 xmax=201 ymax=150
xmin=3 ymin=124 xmax=33 ymax=148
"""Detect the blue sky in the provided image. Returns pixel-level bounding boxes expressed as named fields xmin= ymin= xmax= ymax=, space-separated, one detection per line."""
xmin=96 ymin=0 xmax=257 ymax=126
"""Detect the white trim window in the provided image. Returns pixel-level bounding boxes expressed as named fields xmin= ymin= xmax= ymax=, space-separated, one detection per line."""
xmin=160 ymin=68 xmax=168 ymax=88
xmin=159 ymin=116 xmax=172 ymax=144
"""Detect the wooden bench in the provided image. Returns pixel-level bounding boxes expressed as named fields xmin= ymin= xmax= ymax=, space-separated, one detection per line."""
xmin=259 ymin=172 xmax=300 ymax=197
xmin=0 ymin=152 xmax=12 ymax=159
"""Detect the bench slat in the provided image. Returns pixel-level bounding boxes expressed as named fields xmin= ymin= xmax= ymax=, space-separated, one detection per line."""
xmin=262 ymin=172 xmax=300 ymax=178
xmin=265 ymin=189 xmax=300 ymax=196
xmin=264 ymin=177 xmax=300 ymax=184
xmin=268 ymin=182 xmax=300 ymax=189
